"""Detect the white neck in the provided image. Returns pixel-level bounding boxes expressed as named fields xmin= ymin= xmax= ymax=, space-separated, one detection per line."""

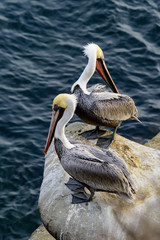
xmin=71 ymin=48 xmax=97 ymax=95
xmin=55 ymin=95 xmax=77 ymax=149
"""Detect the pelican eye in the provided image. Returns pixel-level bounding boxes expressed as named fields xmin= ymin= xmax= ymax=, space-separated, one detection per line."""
xmin=54 ymin=104 xmax=62 ymax=111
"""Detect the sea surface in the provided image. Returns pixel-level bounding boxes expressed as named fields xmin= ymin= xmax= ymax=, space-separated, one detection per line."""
xmin=0 ymin=0 xmax=160 ymax=239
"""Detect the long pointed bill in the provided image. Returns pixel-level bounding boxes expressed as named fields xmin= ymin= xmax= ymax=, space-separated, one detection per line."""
xmin=44 ymin=110 xmax=60 ymax=154
xmin=96 ymin=58 xmax=120 ymax=94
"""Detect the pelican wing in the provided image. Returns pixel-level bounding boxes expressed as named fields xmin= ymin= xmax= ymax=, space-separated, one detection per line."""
xmin=61 ymin=143 xmax=134 ymax=193
xmin=90 ymin=91 xmax=138 ymax=121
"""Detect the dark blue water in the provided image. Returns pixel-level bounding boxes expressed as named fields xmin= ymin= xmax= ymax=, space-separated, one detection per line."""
xmin=0 ymin=0 xmax=160 ymax=239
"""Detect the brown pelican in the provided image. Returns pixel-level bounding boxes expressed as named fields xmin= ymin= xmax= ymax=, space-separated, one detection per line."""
xmin=71 ymin=43 xmax=139 ymax=147
xmin=44 ymin=93 xmax=136 ymax=204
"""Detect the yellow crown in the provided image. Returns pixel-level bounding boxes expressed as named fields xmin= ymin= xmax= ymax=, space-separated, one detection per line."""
xmin=52 ymin=94 xmax=68 ymax=109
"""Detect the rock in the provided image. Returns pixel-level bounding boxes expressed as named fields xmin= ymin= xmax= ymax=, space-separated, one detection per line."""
xmin=38 ymin=122 xmax=160 ymax=240
xmin=145 ymin=132 xmax=160 ymax=150
xmin=29 ymin=224 xmax=55 ymax=240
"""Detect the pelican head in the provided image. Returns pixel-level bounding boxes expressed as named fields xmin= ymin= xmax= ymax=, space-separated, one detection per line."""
xmin=71 ymin=43 xmax=119 ymax=94
xmin=84 ymin=43 xmax=119 ymax=93
xmin=83 ymin=43 xmax=104 ymax=59
xmin=44 ymin=94 xmax=77 ymax=154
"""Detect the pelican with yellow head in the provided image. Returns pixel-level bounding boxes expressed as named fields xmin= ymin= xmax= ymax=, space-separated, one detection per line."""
xmin=44 ymin=93 xmax=136 ymax=204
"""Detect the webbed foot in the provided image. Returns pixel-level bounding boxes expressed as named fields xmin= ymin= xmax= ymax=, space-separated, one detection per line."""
xmin=72 ymin=192 xmax=91 ymax=204
xmin=65 ymin=177 xmax=84 ymax=192
xmin=65 ymin=178 xmax=95 ymax=204
xmin=80 ymin=126 xmax=106 ymax=139
xmin=96 ymin=134 xmax=114 ymax=148
xmin=96 ymin=127 xmax=117 ymax=149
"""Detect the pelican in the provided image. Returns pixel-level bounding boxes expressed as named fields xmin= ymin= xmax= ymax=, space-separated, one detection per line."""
xmin=44 ymin=93 xmax=136 ymax=204
xmin=71 ymin=43 xmax=139 ymax=147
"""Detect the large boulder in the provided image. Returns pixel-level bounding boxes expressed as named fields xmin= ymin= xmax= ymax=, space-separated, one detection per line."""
xmin=37 ymin=122 xmax=160 ymax=240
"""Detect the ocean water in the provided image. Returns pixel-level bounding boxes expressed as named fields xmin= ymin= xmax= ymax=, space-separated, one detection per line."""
xmin=0 ymin=0 xmax=160 ymax=239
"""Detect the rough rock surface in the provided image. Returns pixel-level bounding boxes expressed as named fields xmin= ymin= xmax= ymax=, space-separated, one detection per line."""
xmin=30 ymin=225 xmax=55 ymax=240
xmin=145 ymin=132 xmax=160 ymax=150
xmin=31 ymin=123 xmax=160 ymax=240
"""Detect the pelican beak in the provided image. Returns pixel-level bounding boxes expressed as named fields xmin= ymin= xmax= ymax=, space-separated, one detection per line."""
xmin=96 ymin=58 xmax=120 ymax=94
xmin=44 ymin=109 xmax=60 ymax=154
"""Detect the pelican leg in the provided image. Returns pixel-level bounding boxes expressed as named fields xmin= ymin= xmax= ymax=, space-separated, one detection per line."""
xmin=72 ymin=186 xmax=95 ymax=204
xmin=96 ymin=126 xmax=117 ymax=149
xmin=80 ymin=126 xmax=106 ymax=139
xmin=65 ymin=177 xmax=84 ymax=192
xmin=65 ymin=178 xmax=95 ymax=204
